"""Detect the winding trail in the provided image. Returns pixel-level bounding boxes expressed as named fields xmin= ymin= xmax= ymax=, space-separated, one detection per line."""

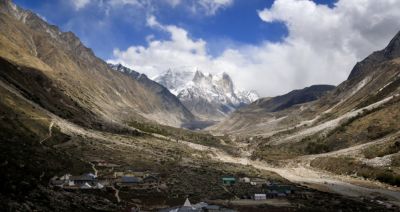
xmin=111 ymin=186 xmax=121 ymax=203
xmin=39 ymin=121 xmax=54 ymax=145
xmin=89 ymin=162 xmax=98 ymax=177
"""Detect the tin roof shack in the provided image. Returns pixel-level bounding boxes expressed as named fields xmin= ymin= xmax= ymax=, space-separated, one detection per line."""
xmin=265 ymin=185 xmax=292 ymax=198
xmin=239 ymin=177 xmax=250 ymax=183
xmin=222 ymin=177 xmax=236 ymax=186
xmin=250 ymin=178 xmax=267 ymax=187
xmin=70 ymin=173 xmax=96 ymax=185
xmin=118 ymin=176 xmax=142 ymax=187
xmin=254 ymin=194 xmax=267 ymax=201
xmin=97 ymin=174 xmax=116 ymax=186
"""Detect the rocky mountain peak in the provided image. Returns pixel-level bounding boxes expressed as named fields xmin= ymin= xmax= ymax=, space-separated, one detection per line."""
xmin=384 ymin=30 xmax=400 ymax=59
xmin=217 ymin=72 xmax=234 ymax=93
xmin=109 ymin=63 xmax=140 ymax=79
xmin=154 ymin=67 xmax=259 ymax=120
xmin=193 ymin=70 xmax=206 ymax=82
xmin=347 ymin=31 xmax=400 ymax=81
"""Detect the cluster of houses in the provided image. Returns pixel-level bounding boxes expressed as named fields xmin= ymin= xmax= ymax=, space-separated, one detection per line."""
xmin=222 ymin=177 xmax=293 ymax=200
xmin=50 ymin=170 xmax=159 ymax=190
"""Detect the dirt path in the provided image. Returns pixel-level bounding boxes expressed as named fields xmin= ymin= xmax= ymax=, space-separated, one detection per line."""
xmin=208 ymin=148 xmax=400 ymax=205
xmin=88 ymin=162 xmax=98 ymax=177
xmin=172 ymin=137 xmax=400 ymax=205
xmin=39 ymin=121 xmax=54 ymax=145
xmin=111 ymin=186 xmax=121 ymax=203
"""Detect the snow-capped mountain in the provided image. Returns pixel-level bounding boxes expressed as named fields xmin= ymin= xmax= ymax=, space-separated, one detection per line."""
xmin=154 ymin=67 xmax=259 ymax=120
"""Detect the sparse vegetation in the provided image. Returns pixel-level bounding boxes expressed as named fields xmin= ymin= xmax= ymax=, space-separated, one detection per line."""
xmin=128 ymin=120 xmax=239 ymax=155
xmin=362 ymin=139 xmax=400 ymax=159
xmin=311 ymin=157 xmax=400 ymax=186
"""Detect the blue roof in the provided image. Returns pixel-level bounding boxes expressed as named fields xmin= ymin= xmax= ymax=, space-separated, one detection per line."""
xmin=121 ymin=176 xmax=141 ymax=183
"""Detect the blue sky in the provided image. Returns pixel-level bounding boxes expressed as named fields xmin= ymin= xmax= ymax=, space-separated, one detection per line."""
xmin=12 ymin=0 xmax=400 ymax=96
xmin=14 ymin=0 xmax=335 ymax=59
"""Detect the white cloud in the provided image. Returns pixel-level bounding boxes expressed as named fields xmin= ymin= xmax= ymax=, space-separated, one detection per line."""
xmin=72 ymin=0 xmax=233 ymax=15
xmin=71 ymin=0 xmax=91 ymax=10
xmin=197 ymin=0 xmax=234 ymax=15
xmin=162 ymin=0 xmax=233 ymax=15
xmin=109 ymin=0 xmax=400 ymax=97
xmin=71 ymin=0 xmax=144 ymax=10
xmin=109 ymin=16 xmax=209 ymax=77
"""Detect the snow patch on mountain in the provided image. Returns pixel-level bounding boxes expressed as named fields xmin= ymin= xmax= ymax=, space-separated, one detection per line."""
xmin=153 ymin=67 xmax=259 ymax=119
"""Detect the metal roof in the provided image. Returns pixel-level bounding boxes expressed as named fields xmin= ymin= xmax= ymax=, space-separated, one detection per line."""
xmin=222 ymin=177 xmax=236 ymax=180
xmin=121 ymin=176 xmax=141 ymax=183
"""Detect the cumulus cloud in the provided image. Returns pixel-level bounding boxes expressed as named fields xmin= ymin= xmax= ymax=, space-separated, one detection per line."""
xmin=71 ymin=0 xmax=91 ymax=10
xmin=108 ymin=0 xmax=400 ymax=97
xmin=109 ymin=15 xmax=209 ymax=77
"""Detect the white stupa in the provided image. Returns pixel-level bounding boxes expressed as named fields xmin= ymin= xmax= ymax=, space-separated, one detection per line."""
xmin=183 ymin=198 xmax=191 ymax=207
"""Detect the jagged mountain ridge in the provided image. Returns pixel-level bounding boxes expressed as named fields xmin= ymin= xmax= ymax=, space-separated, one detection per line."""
xmin=211 ymin=30 xmax=400 ymax=139
xmin=108 ymin=63 xmax=196 ymax=124
xmin=0 ymin=0 xmax=195 ymax=128
xmin=154 ymin=67 xmax=259 ymax=120
xmin=251 ymin=85 xmax=335 ymax=113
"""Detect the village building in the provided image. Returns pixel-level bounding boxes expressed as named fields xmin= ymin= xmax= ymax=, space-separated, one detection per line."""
xmin=239 ymin=177 xmax=250 ymax=183
xmin=264 ymin=185 xmax=292 ymax=198
xmin=265 ymin=185 xmax=292 ymax=194
xmin=143 ymin=175 xmax=159 ymax=184
xmin=118 ymin=176 xmax=142 ymax=187
xmin=222 ymin=177 xmax=236 ymax=186
xmin=250 ymin=178 xmax=266 ymax=186
xmin=69 ymin=173 xmax=96 ymax=185
xmin=254 ymin=194 xmax=267 ymax=201
xmin=97 ymin=174 xmax=117 ymax=186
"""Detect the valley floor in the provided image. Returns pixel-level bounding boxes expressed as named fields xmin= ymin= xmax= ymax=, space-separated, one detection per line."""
xmin=1 ymin=78 xmax=399 ymax=211
xmin=51 ymin=111 xmax=400 ymax=210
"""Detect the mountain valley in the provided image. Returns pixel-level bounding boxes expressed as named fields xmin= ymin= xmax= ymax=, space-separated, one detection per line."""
xmin=1 ymin=0 xmax=400 ymax=211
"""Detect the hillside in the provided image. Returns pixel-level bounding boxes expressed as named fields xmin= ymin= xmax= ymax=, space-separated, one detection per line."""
xmin=2 ymin=0 xmax=400 ymax=211
xmin=251 ymin=85 xmax=335 ymax=112
xmin=210 ymin=29 xmax=400 ymax=194
xmin=0 ymin=0 xmax=194 ymax=128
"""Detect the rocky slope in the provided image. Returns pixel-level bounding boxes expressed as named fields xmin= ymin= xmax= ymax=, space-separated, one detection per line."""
xmin=154 ymin=67 xmax=259 ymax=121
xmin=250 ymin=84 xmax=335 ymax=113
xmin=1 ymin=0 xmax=400 ymax=210
xmin=0 ymin=0 xmax=194 ymax=128
xmin=210 ymin=29 xmax=400 ymax=191
xmin=211 ymin=31 xmax=400 ymax=136
xmin=109 ymin=63 xmax=195 ymax=125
